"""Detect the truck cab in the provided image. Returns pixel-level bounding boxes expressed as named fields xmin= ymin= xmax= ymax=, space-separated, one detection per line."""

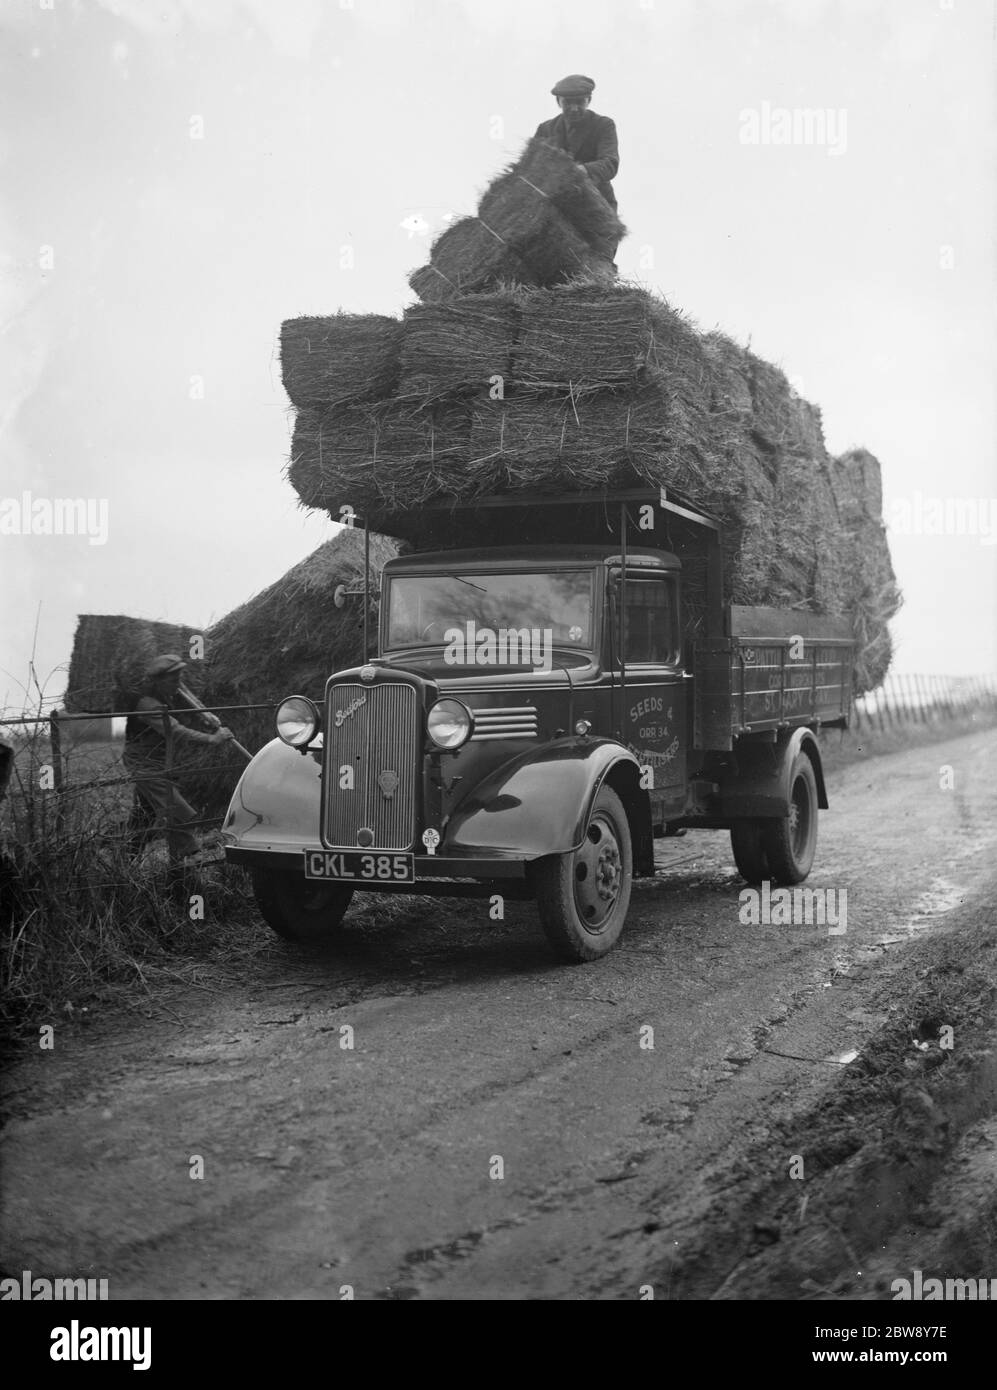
xmin=222 ymin=486 xmax=854 ymax=961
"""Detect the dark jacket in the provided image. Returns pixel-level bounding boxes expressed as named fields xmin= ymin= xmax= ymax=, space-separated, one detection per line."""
xmin=533 ymin=110 xmax=619 ymax=209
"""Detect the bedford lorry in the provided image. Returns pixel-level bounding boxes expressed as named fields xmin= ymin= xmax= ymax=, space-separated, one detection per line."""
xmin=221 ymin=485 xmax=853 ymax=961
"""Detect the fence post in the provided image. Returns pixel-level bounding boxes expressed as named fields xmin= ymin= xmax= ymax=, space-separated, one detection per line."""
xmin=914 ymin=675 xmax=930 ymax=724
xmin=49 ymin=710 xmax=66 ymax=838
xmin=162 ymin=710 xmax=181 ymax=867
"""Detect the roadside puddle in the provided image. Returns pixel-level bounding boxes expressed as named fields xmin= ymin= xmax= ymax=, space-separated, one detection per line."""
xmin=871 ymin=874 xmax=966 ymax=950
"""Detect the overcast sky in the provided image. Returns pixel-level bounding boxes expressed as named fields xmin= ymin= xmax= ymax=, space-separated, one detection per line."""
xmin=1 ymin=0 xmax=995 ymax=711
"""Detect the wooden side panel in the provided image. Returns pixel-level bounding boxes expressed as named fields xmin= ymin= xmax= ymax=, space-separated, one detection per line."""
xmin=694 ymin=610 xmax=855 ymax=749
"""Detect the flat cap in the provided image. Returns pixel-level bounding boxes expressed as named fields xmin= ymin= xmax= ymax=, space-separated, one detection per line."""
xmin=146 ymin=653 xmax=187 ymax=677
xmin=551 ymin=73 xmax=595 ymax=98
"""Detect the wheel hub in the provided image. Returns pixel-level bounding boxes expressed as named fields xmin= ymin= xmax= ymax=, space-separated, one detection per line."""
xmin=573 ymin=813 xmax=622 ymax=930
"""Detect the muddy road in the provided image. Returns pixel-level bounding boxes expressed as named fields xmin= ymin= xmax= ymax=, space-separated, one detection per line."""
xmin=2 ymin=728 xmax=995 ymax=1299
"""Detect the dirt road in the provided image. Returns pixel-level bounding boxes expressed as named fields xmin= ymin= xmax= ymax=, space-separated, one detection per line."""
xmin=3 ymin=729 xmax=995 ymax=1299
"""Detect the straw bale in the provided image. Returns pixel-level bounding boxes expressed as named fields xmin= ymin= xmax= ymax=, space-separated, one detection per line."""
xmin=287 ymin=400 xmax=472 ymax=519
xmin=480 ymin=137 xmax=627 ymax=260
xmin=467 ymin=375 xmax=768 ymax=509
xmin=65 ymin=615 xmax=208 ymax=715
xmin=408 ymin=218 xmax=540 ymax=302
xmin=204 ymin=529 xmax=402 ymax=747
xmin=513 ymin=204 xmax=617 ymax=286
xmin=745 ymin=351 xmax=826 ymax=454
xmin=826 ymin=446 xmax=884 ymax=525
xmin=398 ymin=291 xmax=524 ymax=400
xmin=409 ymin=196 xmax=616 ymax=304
xmin=702 ymin=332 xmax=753 ymax=416
xmin=512 ymin=285 xmax=660 ymax=387
xmin=280 ymin=314 xmax=402 ymax=409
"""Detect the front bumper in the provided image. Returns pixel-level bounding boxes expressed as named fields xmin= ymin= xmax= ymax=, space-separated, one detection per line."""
xmin=224 ymin=844 xmax=531 ymax=886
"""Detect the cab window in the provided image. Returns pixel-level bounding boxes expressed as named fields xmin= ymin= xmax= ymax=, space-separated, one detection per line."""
xmin=616 ymin=575 xmax=680 ymax=666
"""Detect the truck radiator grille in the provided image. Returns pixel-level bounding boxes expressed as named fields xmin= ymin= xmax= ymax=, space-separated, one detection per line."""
xmin=324 ymin=682 xmax=418 ymax=850
xmin=469 ymin=705 xmax=538 ymax=741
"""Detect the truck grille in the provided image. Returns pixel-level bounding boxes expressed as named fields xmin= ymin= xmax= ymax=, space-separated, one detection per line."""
xmin=469 ymin=705 xmax=538 ymax=741
xmin=324 ymin=682 xmax=418 ymax=850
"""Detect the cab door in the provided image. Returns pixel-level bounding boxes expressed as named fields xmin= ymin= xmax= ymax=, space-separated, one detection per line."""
xmin=610 ymin=569 xmax=688 ymax=810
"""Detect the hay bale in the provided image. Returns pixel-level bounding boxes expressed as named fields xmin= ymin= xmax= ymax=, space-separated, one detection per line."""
xmin=512 ymin=284 xmax=661 ymax=387
xmin=512 ymin=204 xmax=617 ymax=287
xmin=467 ymin=373 xmax=769 ymax=508
xmin=409 ymin=178 xmax=617 ymax=304
xmin=398 ymin=291 xmax=524 ymax=400
xmin=745 ymin=350 xmax=825 ymax=454
xmin=65 ymin=615 xmax=207 ymax=715
xmin=408 ymin=218 xmax=541 ymax=302
xmin=287 ymin=400 xmax=472 ymax=519
xmin=280 ymin=278 xmax=895 ymax=695
xmin=280 ymin=314 xmax=402 ymax=409
xmin=480 ymin=137 xmax=627 ymax=260
xmin=702 ymin=332 xmax=754 ymax=416
xmin=827 ymin=446 xmax=884 ymax=525
xmin=204 ymin=529 xmax=402 ymax=747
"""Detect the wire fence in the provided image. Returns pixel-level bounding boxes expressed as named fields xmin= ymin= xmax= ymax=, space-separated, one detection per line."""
xmin=2 ymin=678 xmax=996 ymax=864
xmin=0 ymin=702 xmax=275 ymax=865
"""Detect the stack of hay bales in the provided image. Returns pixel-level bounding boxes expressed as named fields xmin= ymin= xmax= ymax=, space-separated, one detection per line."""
xmin=64 ymin=615 xmax=207 ymax=715
xmin=63 ymin=529 xmax=400 ymax=813
xmin=203 ymin=527 xmax=401 ymax=751
xmin=280 ymin=278 xmax=900 ymax=695
xmin=409 ymin=138 xmax=625 ymax=302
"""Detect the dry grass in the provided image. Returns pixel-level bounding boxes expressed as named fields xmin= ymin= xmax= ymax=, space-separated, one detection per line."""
xmin=0 ymin=718 xmax=253 ymax=1039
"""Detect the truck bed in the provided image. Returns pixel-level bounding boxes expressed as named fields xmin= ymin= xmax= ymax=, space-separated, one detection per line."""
xmin=693 ymin=606 xmax=854 ymax=750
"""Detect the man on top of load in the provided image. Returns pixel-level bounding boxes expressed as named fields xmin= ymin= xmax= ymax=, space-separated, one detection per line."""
xmin=535 ymin=73 xmax=620 ymax=228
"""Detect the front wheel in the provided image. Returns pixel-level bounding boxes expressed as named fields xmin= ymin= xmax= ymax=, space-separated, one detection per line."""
xmin=531 ymin=785 xmax=632 ymax=962
xmin=250 ymin=865 xmax=354 ymax=943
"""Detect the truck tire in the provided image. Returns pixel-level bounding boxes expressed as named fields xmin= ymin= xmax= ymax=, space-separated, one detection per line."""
xmin=730 ymin=820 xmax=770 ymax=884
xmin=532 ymin=785 xmax=632 ymax=963
xmin=761 ymin=753 xmax=818 ymax=884
xmin=250 ymin=865 xmax=354 ymax=943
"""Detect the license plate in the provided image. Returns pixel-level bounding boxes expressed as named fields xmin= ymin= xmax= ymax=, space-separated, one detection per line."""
xmin=304 ymin=850 xmax=414 ymax=883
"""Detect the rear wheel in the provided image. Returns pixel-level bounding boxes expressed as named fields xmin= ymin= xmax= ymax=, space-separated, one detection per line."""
xmin=730 ymin=819 xmax=770 ymax=884
xmin=761 ymin=753 xmax=819 ymax=884
xmin=532 ymin=785 xmax=632 ymax=963
xmin=250 ymin=865 xmax=354 ymax=943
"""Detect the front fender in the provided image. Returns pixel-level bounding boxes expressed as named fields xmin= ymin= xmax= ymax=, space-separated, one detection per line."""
xmin=447 ymin=738 xmax=641 ymax=858
xmin=221 ymin=738 xmax=322 ymax=854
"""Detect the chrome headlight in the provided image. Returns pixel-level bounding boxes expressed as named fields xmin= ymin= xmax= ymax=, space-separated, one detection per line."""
xmin=427 ymin=698 xmax=472 ymax=750
xmin=275 ymin=696 xmax=320 ymax=748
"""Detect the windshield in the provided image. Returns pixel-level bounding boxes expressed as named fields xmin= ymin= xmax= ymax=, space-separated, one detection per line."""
xmin=385 ymin=570 xmax=595 ymax=652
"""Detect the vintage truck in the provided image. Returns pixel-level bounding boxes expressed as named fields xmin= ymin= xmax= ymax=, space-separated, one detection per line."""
xmin=221 ymin=485 xmax=854 ymax=961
